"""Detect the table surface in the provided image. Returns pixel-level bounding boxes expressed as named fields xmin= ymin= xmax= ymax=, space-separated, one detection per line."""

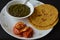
xmin=0 ymin=0 xmax=60 ymax=40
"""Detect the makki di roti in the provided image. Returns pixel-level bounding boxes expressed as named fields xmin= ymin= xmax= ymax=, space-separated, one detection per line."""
xmin=28 ymin=4 xmax=58 ymax=30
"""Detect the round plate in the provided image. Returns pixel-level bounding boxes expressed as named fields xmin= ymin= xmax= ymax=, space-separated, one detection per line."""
xmin=0 ymin=0 xmax=53 ymax=40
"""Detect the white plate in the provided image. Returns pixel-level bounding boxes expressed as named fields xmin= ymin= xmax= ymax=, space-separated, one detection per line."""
xmin=0 ymin=0 xmax=53 ymax=40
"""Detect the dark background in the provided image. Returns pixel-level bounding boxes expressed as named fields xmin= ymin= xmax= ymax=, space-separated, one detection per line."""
xmin=0 ymin=0 xmax=60 ymax=40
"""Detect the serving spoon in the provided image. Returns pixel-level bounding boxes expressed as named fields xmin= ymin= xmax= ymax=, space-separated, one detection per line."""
xmin=24 ymin=0 xmax=30 ymax=4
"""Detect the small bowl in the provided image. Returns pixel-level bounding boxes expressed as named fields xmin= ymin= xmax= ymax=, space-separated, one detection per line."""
xmin=5 ymin=0 xmax=34 ymax=19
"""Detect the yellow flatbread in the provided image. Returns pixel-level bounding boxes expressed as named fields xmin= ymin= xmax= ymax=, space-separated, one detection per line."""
xmin=31 ymin=18 xmax=58 ymax=30
xmin=28 ymin=4 xmax=58 ymax=30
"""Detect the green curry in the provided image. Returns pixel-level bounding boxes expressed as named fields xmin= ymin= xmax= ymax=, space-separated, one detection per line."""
xmin=8 ymin=4 xmax=30 ymax=17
